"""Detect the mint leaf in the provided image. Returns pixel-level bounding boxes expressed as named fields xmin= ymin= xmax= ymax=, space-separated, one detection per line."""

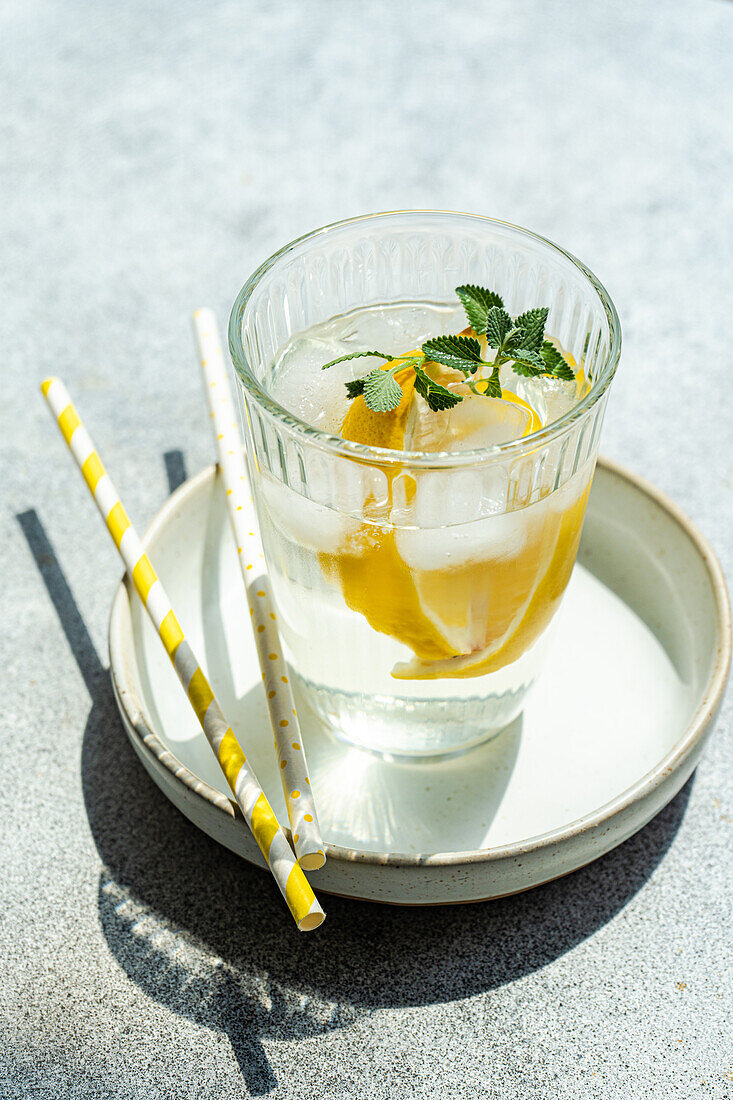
xmin=344 ymin=377 xmax=366 ymax=399
xmin=511 ymin=362 xmax=544 ymax=378
xmin=484 ymin=307 xmax=513 ymax=349
xmin=511 ymin=347 xmax=546 ymax=375
xmin=362 ymin=366 xmax=404 ymax=412
xmin=413 ymin=363 xmax=463 ymax=411
xmin=553 ymin=359 xmax=577 ymax=383
xmin=344 ymin=355 xmax=428 ymax=403
xmin=483 ymin=368 xmax=502 ymax=399
xmin=540 ymin=341 xmax=576 ymax=381
xmin=422 ymin=334 xmax=482 ymax=374
xmin=513 ymin=307 xmax=549 ymax=353
xmin=455 ymin=285 xmax=504 ymax=332
xmin=322 ymin=350 xmax=394 ymax=370
xmin=539 ymin=341 xmax=564 ymax=371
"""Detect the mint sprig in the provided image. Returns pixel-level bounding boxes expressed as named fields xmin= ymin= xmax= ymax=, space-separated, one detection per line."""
xmin=336 ymin=354 xmax=461 ymax=414
xmin=472 ymin=299 xmax=575 ymax=387
xmin=320 ymin=284 xmax=576 ymax=415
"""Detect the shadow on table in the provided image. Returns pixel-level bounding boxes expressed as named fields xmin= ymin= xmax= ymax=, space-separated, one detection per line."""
xmin=16 ymin=452 xmax=696 ymax=1096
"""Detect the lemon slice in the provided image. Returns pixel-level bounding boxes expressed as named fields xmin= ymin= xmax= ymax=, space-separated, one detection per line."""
xmin=319 ymin=527 xmax=462 ymax=662
xmin=319 ymin=356 xmax=462 ymax=661
xmin=500 ymin=390 xmax=543 ymax=435
xmin=394 ymin=505 xmax=560 ymax=670
xmin=391 ymin=483 xmax=591 ymax=679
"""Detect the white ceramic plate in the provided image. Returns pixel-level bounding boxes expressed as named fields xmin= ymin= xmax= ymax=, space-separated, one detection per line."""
xmin=109 ymin=458 xmax=730 ymax=905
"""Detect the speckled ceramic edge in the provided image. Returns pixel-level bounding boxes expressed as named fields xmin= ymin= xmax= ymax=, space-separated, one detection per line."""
xmin=108 ymin=457 xmax=731 ymax=874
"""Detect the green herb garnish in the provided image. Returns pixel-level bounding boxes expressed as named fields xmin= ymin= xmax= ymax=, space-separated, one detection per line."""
xmin=421 ymin=334 xmax=483 ymax=374
xmin=321 ymin=285 xmax=576 ymax=413
xmin=321 ymin=350 xmax=396 ymax=369
xmin=413 ymin=361 xmax=462 ymax=410
xmin=540 ymin=340 xmax=576 ymax=382
xmin=455 ymin=285 xmax=504 ymax=333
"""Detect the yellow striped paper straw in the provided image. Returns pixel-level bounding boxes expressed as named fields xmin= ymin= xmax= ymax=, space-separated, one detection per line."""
xmin=192 ymin=309 xmax=325 ymax=871
xmin=41 ymin=376 xmax=325 ymax=932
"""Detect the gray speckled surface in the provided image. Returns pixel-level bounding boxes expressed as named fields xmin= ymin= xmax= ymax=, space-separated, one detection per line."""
xmin=1 ymin=1 xmax=732 ymax=1096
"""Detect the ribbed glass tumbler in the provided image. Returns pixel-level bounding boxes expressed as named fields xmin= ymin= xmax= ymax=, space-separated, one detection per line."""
xmin=229 ymin=212 xmax=621 ymax=758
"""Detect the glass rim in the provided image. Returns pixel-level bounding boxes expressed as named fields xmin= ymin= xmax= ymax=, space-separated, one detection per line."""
xmin=228 ymin=210 xmax=622 ymax=469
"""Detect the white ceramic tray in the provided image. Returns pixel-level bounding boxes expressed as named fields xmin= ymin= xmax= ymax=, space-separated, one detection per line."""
xmin=109 ymin=458 xmax=730 ymax=905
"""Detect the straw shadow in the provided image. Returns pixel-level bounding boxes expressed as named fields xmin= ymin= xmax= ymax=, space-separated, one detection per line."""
xmin=17 ymin=460 xmax=697 ymax=1095
xmin=163 ymin=450 xmax=188 ymax=494
xmin=16 ymin=509 xmax=105 ymax=695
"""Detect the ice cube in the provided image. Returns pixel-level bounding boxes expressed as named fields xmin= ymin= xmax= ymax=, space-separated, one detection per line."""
xmin=392 ymin=462 xmax=533 ymax=570
xmin=514 ymin=375 xmax=578 ymax=426
xmin=395 ymin=508 xmax=533 ymax=572
xmin=270 ymin=335 xmax=364 ymax=432
xmin=259 ymin=475 xmax=361 ymax=553
xmin=406 ymin=392 xmax=530 ymax=453
xmin=336 ymin=301 xmax=465 ymax=351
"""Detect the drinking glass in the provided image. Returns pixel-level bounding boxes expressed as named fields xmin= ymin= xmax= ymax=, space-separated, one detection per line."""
xmin=229 ymin=211 xmax=621 ymax=757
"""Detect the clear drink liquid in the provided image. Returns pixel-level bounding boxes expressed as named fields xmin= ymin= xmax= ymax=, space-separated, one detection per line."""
xmin=257 ymin=301 xmax=592 ymax=757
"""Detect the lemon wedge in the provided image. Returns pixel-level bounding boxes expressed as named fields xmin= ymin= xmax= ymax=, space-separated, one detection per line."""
xmin=497 ymin=390 xmax=543 ymax=435
xmin=319 ymin=526 xmax=462 ymax=662
xmin=391 ymin=483 xmax=591 ymax=679
xmin=341 ymin=359 xmax=417 ymax=449
xmin=319 ymin=356 xmax=461 ymax=661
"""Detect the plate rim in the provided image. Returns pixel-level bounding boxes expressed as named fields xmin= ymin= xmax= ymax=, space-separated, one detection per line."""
xmin=108 ymin=456 xmax=731 ymax=868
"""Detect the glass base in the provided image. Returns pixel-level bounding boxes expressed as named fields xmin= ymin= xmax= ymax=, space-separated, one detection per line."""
xmin=295 ymin=674 xmax=532 ymax=760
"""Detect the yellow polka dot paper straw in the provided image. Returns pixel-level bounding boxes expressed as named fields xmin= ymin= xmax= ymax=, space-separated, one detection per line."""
xmin=192 ymin=309 xmax=326 ymax=871
xmin=40 ymin=377 xmax=325 ymax=933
